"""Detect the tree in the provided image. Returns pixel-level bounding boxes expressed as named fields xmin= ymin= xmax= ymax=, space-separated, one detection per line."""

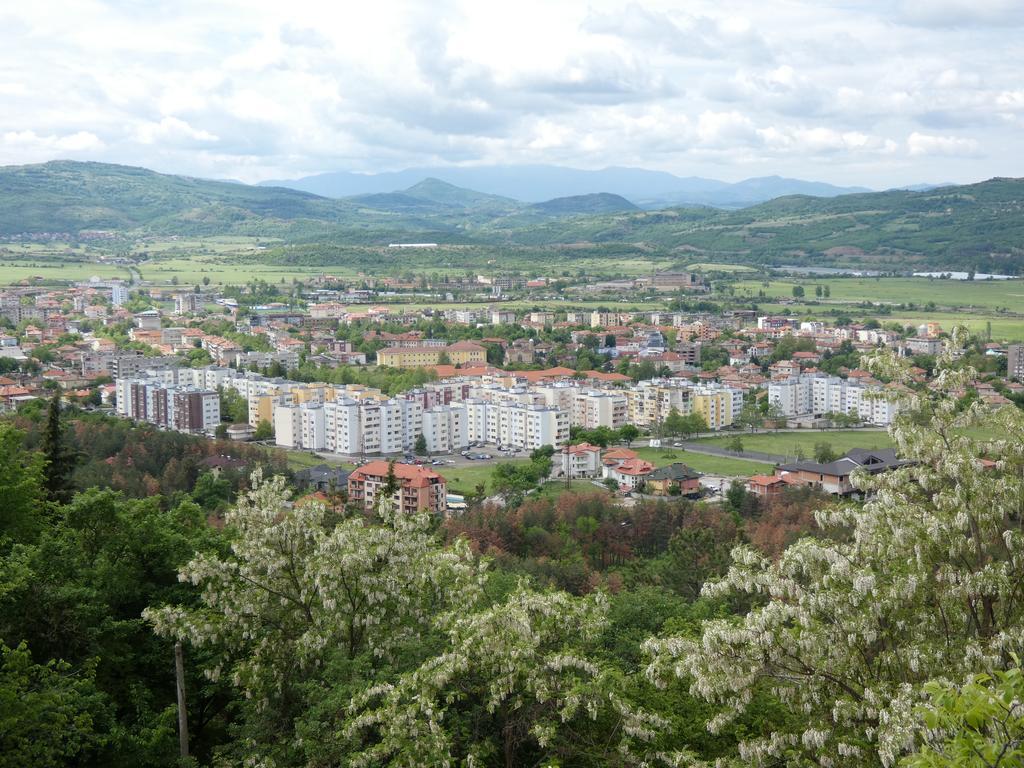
xmin=903 ymin=664 xmax=1024 ymax=768
xmin=618 ymin=424 xmax=640 ymax=447
xmin=0 ymin=642 xmax=111 ymax=767
xmin=813 ymin=440 xmax=838 ymax=463
xmin=0 ymin=424 xmax=46 ymax=545
xmin=344 ymin=589 xmax=667 ymax=768
xmin=413 ymin=433 xmax=428 ymax=456
xmin=792 ymin=285 xmax=805 ymax=298
xmin=253 ymin=419 xmax=273 ymax=440
xmin=646 ymin=335 xmax=1024 ymax=767
xmin=735 ymin=399 xmax=763 ymax=433
xmin=145 ymin=473 xmax=483 ymax=761
xmin=663 ymin=407 xmax=686 ymax=437
xmin=726 ymin=434 xmax=744 ymax=454
xmin=40 ymin=391 xmax=76 ymax=505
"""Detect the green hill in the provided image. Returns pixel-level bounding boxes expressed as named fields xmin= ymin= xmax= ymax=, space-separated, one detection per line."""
xmin=0 ymin=161 xmax=1022 ymax=273
xmin=0 ymin=160 xmax=420 ymax=237
xmin=530 ymin=192 xmax=640 ymax=215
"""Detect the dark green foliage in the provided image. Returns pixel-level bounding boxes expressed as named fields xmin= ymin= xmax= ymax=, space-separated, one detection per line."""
xmin=0 ymin=642 xmax=113 ymax=767
xmin=40 ymin=391 xmax=77 ymax=505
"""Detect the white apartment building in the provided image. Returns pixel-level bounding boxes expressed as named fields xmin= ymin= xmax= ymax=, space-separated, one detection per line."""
xmin=422 ymin=405 xmax=469 ymax=454
xmin=768 ymin=373 xmax=900 ymax=425
xmin=572 ymin=389 xmax=628 ymax=429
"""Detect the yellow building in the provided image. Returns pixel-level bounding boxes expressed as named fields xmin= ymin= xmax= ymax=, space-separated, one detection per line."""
xmin=377 ymin=342 xmax=487 ymax=368
xmin=691 ymin=390 xmax=734 ymax=430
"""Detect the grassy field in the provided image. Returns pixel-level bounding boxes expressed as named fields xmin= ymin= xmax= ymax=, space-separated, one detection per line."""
xmin=441 ymin=460 xmax=525 ymax=495
xmin=0 ymin=258 xmax=131 ymax=284
xmin=631 ymin=446 xmax=772 ymax=477
xmin=696 ymin=430 xmax=893 ymax=459
xmin=733 ymin=277 xmax=1024 ymax=312
xmin=137 ymin=256 xmax=350 ymax=287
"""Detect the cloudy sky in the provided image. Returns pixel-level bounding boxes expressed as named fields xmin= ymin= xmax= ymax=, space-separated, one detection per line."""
xmin=1 ymin=0 xmax=1022 ymax=187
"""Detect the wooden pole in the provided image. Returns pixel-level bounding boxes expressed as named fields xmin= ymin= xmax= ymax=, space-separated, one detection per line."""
xmin=174 ymin=641 xmax=189 ymax=759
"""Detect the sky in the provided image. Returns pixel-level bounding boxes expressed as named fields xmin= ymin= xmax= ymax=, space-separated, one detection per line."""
xmin=1 ymin=0 xmax=1022 ymax=188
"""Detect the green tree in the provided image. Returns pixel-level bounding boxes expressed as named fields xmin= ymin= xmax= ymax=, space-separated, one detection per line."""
xmin=414 ymin=433 xmax=428 ymax=456
xmin=813 ymin=441 xmax=838 ymax=463
xmin=0 ymin=642 xmax=112 ymax=767
xmin=0 ymin=424 xmax=47 ymax=545
xmin=792 ymin=285 xmax=805 ymax=298
xmin=903 ymin=664 xmax=1024 ymax=768
xmin=726 ymin=434 xmax=744 ymax=454
xmin=618 ymin=424 xmax=641 ymax=447
xmin=646 ymin=334 xmax=1024 ymax=767
xmin=344 ymin=589 xmax=666 ymax=768
xmin=663 ymin=407 xmax=686 ymax=437
xmin=40 ymin=391 xmax=77 ymax=505
xmin=735 ymin=399 xmax=763 ymax=433
xmin=253 ymin=419 xmax=273 ymax=440
xmin=145 ymin=474 xmax=483 ymax=763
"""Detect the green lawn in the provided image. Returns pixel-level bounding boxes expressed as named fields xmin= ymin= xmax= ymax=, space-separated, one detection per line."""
xmin=696 ymin=430 xmax=893 ymax=459
xmin=631 ymin=446 xmax=772 ymax=477
xmin=440 ymin=460 xmax=528 ymax=495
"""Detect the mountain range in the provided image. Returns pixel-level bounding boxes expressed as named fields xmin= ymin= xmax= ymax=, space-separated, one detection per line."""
xmin=259 ymin=164 xmax=872 ymax=209
xmin=0 ymin=160 xmax=1020 ymax=274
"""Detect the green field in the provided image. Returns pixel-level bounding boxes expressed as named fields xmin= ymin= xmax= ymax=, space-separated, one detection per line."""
xmin=0 ymin=258 xmax=130 ymax=284
xmin=733 ymin=276 xmax=1024 ymax=312
xmin=697 ymin=430 xmax=893 ymax=459
xmin=631 ymin=446 xmax=772 ymax=477
xmin=137 ymin=256 xmax=352 ymax=287
xmin=441 ymin=460 xmax=526 ymax=495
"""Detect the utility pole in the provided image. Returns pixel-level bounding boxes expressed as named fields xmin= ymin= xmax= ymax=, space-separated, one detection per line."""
xmin=174 ymin=641 xmax=189 ymax=759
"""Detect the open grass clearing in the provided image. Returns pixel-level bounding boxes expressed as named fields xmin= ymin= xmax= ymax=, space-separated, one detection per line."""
xmin=696 ymin=429 xmax=893 ymax=459
xmin=630 ymin=446 xmax=772 ymax=477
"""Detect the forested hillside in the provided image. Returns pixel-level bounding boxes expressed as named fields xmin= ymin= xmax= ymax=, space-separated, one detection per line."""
xmin=1 ymin=161 xmax=1023 ymax=272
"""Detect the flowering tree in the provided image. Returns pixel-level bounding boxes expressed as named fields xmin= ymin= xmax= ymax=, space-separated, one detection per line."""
xmin=344 ymin=587 xmax=672 ymax=768
xmin=144 ymin=471 xmax=484 ymax=756
xmin=645 ymin=331 xmax=1024 ymax=766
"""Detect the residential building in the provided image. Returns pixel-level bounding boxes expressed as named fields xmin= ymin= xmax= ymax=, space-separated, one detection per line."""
xmin=348 ymin=460 xmax=447 ymax=515
xmin=1009 ymin=344 xmax=1024 ymax=381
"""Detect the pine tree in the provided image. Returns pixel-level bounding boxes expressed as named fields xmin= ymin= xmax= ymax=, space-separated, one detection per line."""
xmin=40 ymin=391 xmax=76 ymax=505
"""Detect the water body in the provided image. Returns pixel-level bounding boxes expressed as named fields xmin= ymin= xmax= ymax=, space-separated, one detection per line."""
xmin=911 ymin=271 xmax=1016 ymax=280
xmin=774 ymin=265 xmax=882 ymax=276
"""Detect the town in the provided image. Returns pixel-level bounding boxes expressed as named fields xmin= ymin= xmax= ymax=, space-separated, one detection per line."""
xmin=3 ymin=268 xmax=1021 ymax=516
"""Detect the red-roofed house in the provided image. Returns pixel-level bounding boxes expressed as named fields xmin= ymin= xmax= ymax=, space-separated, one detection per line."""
xmin=560 ymin=443 xmax=603 ymax=478
xmin=348 ymin=460 xmax=448 ymax=515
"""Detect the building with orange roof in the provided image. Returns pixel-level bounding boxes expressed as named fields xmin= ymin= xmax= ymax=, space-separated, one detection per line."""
xmin=559 ymin=442 xmax=603 ymax=478
xmin=348 ymin=460 xmax=448 ymax=515
xmin=603 ymin=457 xmax=654 ymax=490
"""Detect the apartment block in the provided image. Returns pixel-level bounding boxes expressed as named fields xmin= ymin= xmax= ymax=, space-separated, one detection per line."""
xmin=348 ymin=461 xmax=447 ymax=515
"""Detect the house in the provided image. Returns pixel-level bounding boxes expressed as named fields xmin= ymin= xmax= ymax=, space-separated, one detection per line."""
xmin=747 ymin=474 xmax=786 ymax=498
xmin=645 ymin=463 xmax=701 ymax=496
xmin=348 ymin=460 xmax=447 ymax=515
xmin=560 ymin=443 xmax=603 ymax=478
xmin=294 ymin=464 xmax=352 ymax=493
xmin=603 ymin=457 xmax=655 ymax=490
xmin=774 ymin=448 xmax=912 ymax=496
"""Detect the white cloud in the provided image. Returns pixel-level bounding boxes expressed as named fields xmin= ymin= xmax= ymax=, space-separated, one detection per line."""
xmin=134 ymin=117 xmax=219 ymax=146
xmin=0 ymin=0 xmax=1019 ymax=186
xmin=906 ymin=132 xmax=981 ymax=157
